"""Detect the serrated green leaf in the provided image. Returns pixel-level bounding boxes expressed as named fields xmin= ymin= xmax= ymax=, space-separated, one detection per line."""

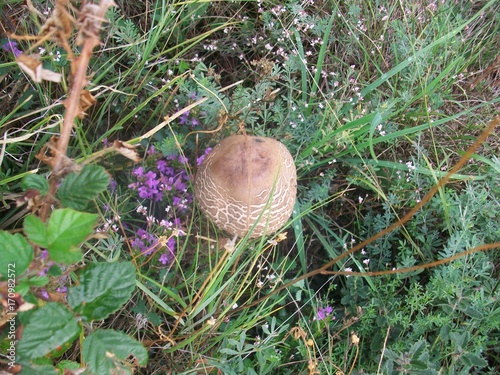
xmin=57 ymin=165 xmax=110 ymax=210
xmin=0 ymin=231 xmax=34 ymax=280
xmin=52 ymin=246 xmax=83 ymax=264
xmin=21 ymin=174 xmax=49 ymax=195
xmin=409 ymin=339 xmax=426 ymax=358
xmin=67 ymin=262 xmax=136 ymax=320
xmin=27 ymin=276 xmax=49 ymax=287
xmin=462 ymin=353 xmax=488 ymax=368
xmin=55 ymin=360 xmax=80 ymax=372
xmin=24 ymin=215 xmax=48 ymax=248
xmin=47 ymin=265 xmax=63 ymax=277
xmin=82 ymin=329 xmax=148 ymax=374
xmin=46 ymin=208 xmax=98 ymax=264
xmin=16 ymin=280 xmax=31 ymax=296
xmin=462 ymin=306 xmax=484 ymax=319
xmin=409 ymin=360 xmax=428 ymax=370
xmin=17 ymin=302 xmax=80 ymax=359
xmin=17 ymin=360 xmax=58 ymax=375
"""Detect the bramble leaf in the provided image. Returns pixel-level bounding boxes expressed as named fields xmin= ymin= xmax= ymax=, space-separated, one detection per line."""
xmin=17 ymin=360 xmax=58 ymax=375
xmin=82 ymin=329 xmax=148 ymax=375
xmin=0 ymin=231 xmax=34 ymax=280
xmin=57 ymin=164 xmax=110 ymax=210
xmin=55 ymin=360 xmax=81 ymax=373
xmin=21 ymin=174 xmax=49 ymax=195
xmin=67 ymin=262 xmax=136 ymax=321
xmin=46 ymin=208 xmax=98 ymax=264
xmin=17 ymin=302 xmax=80 ymax=359
xmin=24 ymin=215 xmax=49 ymax=248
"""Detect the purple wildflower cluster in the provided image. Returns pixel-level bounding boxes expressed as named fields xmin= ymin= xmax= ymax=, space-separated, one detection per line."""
xmin=316 ymin=305 xmax=333 ymax=321
xmin=128 ymin=146 xmax=198 ymax=265
xmin=128 ymin=146 xmax=191 ymax=207
xmin=124 ymin=101 xmax=213 ymax=266
xmin=130 ymin=226 xmax=178 ymax=265
xmin=38 ymin=250 xmax=68 ymax=300
xmin=179 ymin=110 xmax=200 ymax=127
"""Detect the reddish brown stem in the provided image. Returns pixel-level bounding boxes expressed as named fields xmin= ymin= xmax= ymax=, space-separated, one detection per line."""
xmin=39 ymin=1 xmax=115 ymax=221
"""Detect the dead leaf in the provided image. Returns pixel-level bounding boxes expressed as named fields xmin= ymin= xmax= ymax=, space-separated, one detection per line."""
xmin=38 ymin=0 xmax=75 ymax=56
xmin=76 ymin=0 xmax=116 ymax=45
xmin=79 ymin=90 xmax=96 ymax=115
xmin=16 ymin=53 xmax=61 ymax=83
xmin=64 ymin=89 xmax=96 ymax=118
xmin=16 ymin=189 xmax=42 ymax=211
xmin=36 ymin=136 xmax=76 ymax=175
xmin=112 ymin=141 xmax=141 ymax=163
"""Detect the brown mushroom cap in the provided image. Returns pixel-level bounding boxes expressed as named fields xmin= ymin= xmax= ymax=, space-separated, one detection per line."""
xmin=194 ymin=135 xmax=297 ymax=238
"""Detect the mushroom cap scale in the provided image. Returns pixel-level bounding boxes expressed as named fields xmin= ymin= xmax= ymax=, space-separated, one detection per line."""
xmin=194 ymin=135 xmax=297 ymax=238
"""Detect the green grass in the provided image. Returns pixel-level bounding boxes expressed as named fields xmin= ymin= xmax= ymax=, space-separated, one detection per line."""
xmin=1 ymin=0 xmax=499 ymax=374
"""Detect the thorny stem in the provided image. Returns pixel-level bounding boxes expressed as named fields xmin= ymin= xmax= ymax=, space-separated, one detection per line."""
xmin=53 ymin=44 xmax=95 ymax=174
xmin=40 ymin=0 xmax=115 ymax=220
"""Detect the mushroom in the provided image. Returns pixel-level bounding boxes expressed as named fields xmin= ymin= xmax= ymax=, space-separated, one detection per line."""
xmin=194 ymin=135 xmax=297 ymax=238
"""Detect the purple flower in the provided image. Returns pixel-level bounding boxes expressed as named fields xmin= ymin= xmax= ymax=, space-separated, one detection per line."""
xmin=138 ymin=228 xmax=154 ymax=241
xmin=178 ymin=155 xmax=189 ymax=165
xmin=158 ymin=238 xmax=176 ymax=265
xmin=159 ymin=176 xmax=173 ymax=191
xmin=167 ymin=237 xmax=176 ymax=250
xmin=1 ymin=41 xmax=22 ymax=58
xmin=156 ymin=160 xmax=167 ymax=173
xmin=159 ymin=253 xmax=170 ymax=265
xmin=132 ymin=166 xmax=145 ymax=178
xmin=179 ymin=111 xmax=190 ymax=125
xmin=130 ymin=167 xmax=164 ymax=201
xmin=138 ymin=186 xmax=154 ymax=199
xmin=132 ymin=229 xmax=158 ymax=254
xmin=197 ymin=147 xmax=212 ymax=166
xmin=131 ymin=237 xmax=145 ymax=251
xmin=108 ymin=179 xmax=117 ymax=192
xmin=172 ymin=196 xmax=182 ymax=207
xmin=164 ymin=166 xmax=175 ymax=176
xmin=317 ymin=306 xmax=333 ymax=321
xmin=145 ymin=171 xmax=159 ymax=188
xmin=173 ymin=176 xmax=187 ymax=191
xmin=188 ymin=92 xmax=198 ymax=100
xmin=56 ymin=286 xmax=67 ymax=293
xmin=40 ymin=289 xmax=50 ymax=300
xmin=191 ymin=118 xmax=199 ymax=127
